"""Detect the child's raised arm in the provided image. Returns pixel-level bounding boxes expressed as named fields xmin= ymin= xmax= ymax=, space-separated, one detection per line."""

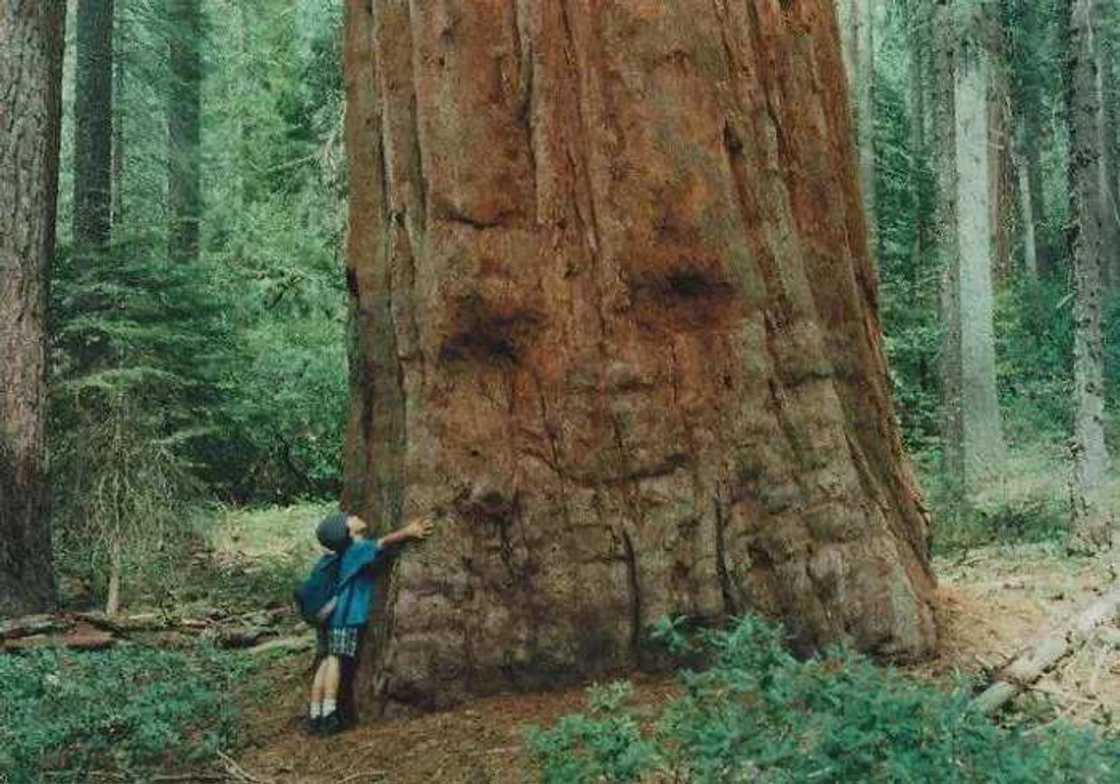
xmin=377 ymin=515 xmax=434 ymax=549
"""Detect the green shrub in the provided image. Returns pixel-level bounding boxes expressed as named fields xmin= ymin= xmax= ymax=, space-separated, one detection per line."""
xmin=0 ymin=646 xmax=252 ymax=783
xmin=525 ymin=615 xmax=1120 ymax=783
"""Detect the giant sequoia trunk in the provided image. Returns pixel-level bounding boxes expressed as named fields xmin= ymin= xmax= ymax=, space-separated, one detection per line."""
xmin=0 ymin=0 xmax=65 ymax=616
xmin=343 ymin=0 xmax=937 ymax=714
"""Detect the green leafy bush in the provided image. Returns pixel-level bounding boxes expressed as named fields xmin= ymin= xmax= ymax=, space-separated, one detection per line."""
xmin=0 ymin=646 xmax=252 ymax=784
xmin=525 ymin=615 xmax=1120 ymax=783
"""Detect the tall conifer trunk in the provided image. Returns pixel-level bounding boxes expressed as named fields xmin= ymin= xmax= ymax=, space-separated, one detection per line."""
xmin=74 ymin=0 xmax=113 ymax=252
xmin=936 ymin=1 xmax=1006 ymax=496
xmin=836 ymin=0 xmax=878 ymax=254
xmin=1067 ymin=0 xmax=1113 ymax=552
xmin=344 ymin=0 xmax=937 ymax=715
xmin=168 ymin=0 xmax=201 ymax=264
xmin=0 ymin=0 xmax=65 ymax=616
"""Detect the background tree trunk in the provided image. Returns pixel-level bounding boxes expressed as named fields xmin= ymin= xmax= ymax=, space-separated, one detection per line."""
xmin=74 ymin=0 xmax=113 ymax=252
xmin=1013 ymin=118 xmax=1040 ymax=280
xmin=837 ymin=0 xmax=879 ymax=255
xmin=1097 ymin=19 xmax=1120 ymax=291
xmin=907 ymin=0 xmax=932 ymax=278
xmin=112 ymin=24 xmax=124 ymax=227
xmin=987 ymin=35 xmax=1013 ymax=286
xmin=1067 ymin=0 xmax=1112 ymax=552
xmin=0 ymin=0 xmax=65 ymax=617
xmin=344 ymin=0 xmax=937 ymax=715
xmin=168 ymin=0 xmax=201 ymax=264
xmin=937 ymin=1 xmax=1007 ymax=495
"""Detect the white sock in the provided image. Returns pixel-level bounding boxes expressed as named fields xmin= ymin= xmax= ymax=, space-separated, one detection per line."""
xmin=310 ymin=702 xmax=323 ymax=719
xmin=323 ymin=699 xmax=337 ymax=716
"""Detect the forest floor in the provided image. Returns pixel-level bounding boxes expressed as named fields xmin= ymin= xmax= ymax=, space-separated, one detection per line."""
xmin=214 ymin=516 xmax=1120 ymax=784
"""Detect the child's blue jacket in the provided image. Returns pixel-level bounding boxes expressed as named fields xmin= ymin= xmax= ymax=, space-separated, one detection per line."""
xmin=328 ymin=539 xmax=385 ymax=628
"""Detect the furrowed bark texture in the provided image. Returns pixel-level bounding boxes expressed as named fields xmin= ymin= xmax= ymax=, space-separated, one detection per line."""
xmin=74 ymin=0 xmax=113 ymax=251
xmin=343 ymin=0 xmax=937 ymax=714
xmin=1097 ymin=11 xmax=1120 ymax=290
xmin=0 ymin=0 xmax=65 ymax=616
xmin=1067 ymin=0 xmax=1112 ymax=551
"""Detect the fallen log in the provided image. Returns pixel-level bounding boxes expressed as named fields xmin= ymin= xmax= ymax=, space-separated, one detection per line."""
xmin=1 ymin=623 xmax=116 ymax=653
xmin=0 ymin=614 xmax=74 ymax=641
xmin=973 ymin=584 xmax=1120 ymax=714
xmin=246 ymin=635 xmax=314 ymax=656
xmin=2 ymin=608 xmax=298 ymax=654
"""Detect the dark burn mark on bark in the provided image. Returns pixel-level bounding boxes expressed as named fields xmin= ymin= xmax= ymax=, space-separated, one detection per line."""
xmin=628 ymin=261 xmax=739 ymax=332
xmin=439 ymin=294 xmax=541 ymax=367
xmin=345 ymin=266 xmax=360 ymax=297
xmin=443 ymin=205 xmax=515 ymax=231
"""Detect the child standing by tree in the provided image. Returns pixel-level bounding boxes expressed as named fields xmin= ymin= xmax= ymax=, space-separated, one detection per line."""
xmin=307 ymin=510 xmax=433 ymax=735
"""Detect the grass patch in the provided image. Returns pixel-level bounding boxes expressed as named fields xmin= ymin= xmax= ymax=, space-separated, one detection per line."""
xmin=0 ymin=645 xmax=256 ymax=784
xmin=525 ymin=615 xmax=1120 ymax=783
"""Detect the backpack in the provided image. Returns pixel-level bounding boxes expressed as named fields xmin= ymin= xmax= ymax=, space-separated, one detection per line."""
xmin=294 ymin=554 xmax=348 ymax=626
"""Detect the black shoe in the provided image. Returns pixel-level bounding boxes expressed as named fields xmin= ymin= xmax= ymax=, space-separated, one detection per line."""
xmin=305 ymin=715 xmax=324 ymax=736
xmin=320 ymin=711 xmax=342 ymax=736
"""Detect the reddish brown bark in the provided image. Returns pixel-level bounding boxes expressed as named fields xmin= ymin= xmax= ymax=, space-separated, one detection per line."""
xmin=344 ymin=0 xmax=937 ymax=715
xmin=0 ymin=0 xmax=65 ymax=616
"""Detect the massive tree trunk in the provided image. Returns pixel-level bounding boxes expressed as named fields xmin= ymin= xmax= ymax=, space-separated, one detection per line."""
xmin=0 ymin=0 xmax=65 ymax=617
xmin=836 ymin=0 xmax=878 ymax=254
xmin=1067 ymin=0 xmax=1112 ymax=552
xmin=936 ymin=1 xmax=1006 ymax=495
xmin=343 ymin=0 xmax=937 ymax=715
xmin=74 ymin=0 xmax=113 ymax=251
xmin=168 ymin=0 xmax=201 ymax=264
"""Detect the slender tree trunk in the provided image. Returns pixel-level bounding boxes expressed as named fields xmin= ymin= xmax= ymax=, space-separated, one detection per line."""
xmin=1067 ymin=0 xmax=1113 ymax=552
xmin=907 ymin=0 xmax=931 ymax=286
xmin=937 ymin=2 xmax=1006 ymax=495
xmin=0 ymin=0 xmax=65 ymax=617
xmin=837 ymin=0 xmax=878 ymax=255
xmin=1014 ymin=120 xmax=1040 ymax=281
xmin=74 ymin=0 xmax=114 ymax=252
xmin=1098 ymin=27 xmax=1120 ymax=291
xmin=112 ymin=21 xmax=124 ymax=227
xmin=105 ymin=538 xmax=122 ymax=616
xmin=168 ymin=0 xmax=201 ymax=264
xmin=987 ymin=40 xmax=1013 ymax=286
xmin=344 ymin=0 xmax=937 ymax=715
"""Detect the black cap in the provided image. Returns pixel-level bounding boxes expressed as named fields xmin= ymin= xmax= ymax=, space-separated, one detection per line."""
xmin=316 ymin=511 xmax=351 ymax=552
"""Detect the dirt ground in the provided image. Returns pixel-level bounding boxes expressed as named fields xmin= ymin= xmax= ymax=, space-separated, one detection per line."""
xmin=230 ymin=544 xmax=1120 ymax=784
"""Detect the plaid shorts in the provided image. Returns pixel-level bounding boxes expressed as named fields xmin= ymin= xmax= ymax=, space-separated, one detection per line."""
xmin=316 ymin=625 xmax=361 ymax=659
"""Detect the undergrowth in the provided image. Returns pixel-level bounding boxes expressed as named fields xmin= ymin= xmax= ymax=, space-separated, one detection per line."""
xmin=525 ymin=615 xmax=1120 ymax=783
xmin=0 ymin=645 xmax=254 ymax=784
